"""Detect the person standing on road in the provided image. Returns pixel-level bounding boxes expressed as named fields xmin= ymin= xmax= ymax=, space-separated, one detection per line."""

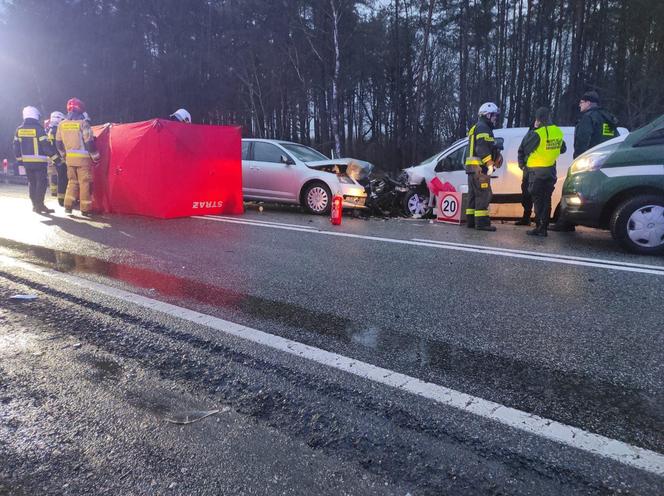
xmin=46 ymin=111 xmax=67 ymax=207
xmin=518 ymin=107 xmax=567 ymax=237
xmin=13 ymin=106 xmax=59 ymax=214
xmin=56 ymin=98 xmax=100 ymax=217
xmin=464 ymin=102 xmax=503 ymax=232
xmin=550 ymin=91 xmax=618 ymax=232
xmin=515 ymin=124 xmax=535 ymax=226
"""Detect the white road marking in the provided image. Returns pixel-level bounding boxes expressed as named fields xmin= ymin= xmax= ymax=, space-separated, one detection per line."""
xmin=411 ymin=238 xmax=664 ymax=271
xmin=195 ymin=216 xmax=664 ymax=277
xmin=2 ymin=254 xmax=663 ymax=476
xmin=193 ymin=215 xmax=318 ymax=230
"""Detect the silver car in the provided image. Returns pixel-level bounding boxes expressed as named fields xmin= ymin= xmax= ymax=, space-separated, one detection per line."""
xmin=242 ymin=139 xmax=368 ymax=214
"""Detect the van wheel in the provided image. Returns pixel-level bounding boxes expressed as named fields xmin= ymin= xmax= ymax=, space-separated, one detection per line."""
xmin=403 ymin=190 xmax=431 ymax=217
xmin=303 ymin=182 xmax=332 ymax=215
xmin=610 ymin=195 xmax=664 ymax=255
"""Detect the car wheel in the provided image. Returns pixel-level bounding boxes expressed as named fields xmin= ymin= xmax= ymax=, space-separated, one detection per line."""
xmin=303 ymin=182 xmax=332 ymax=215
xmin=403 ymin=190 xmax=431 ymax=217
xmin=610 ymin=195 xmax=664 ymax=255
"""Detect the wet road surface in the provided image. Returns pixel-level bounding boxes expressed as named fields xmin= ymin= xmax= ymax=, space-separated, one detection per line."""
xmin=0 ymin=184 xmax=662 ymax=494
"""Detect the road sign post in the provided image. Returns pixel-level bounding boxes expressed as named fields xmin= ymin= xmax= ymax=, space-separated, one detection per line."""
xmin=436 ymin=191 xmax=462 ymax=224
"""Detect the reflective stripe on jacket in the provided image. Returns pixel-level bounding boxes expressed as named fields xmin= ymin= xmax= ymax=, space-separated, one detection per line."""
xmin=56 ymin=119 xmax=99 ymax=163
xmin=465 ymin=118 xmax=496 ymax=168
xmin=526 ymin=125 xmax=565 ymax=167
xmin=13 ymin=119 xmax=59 ymax=166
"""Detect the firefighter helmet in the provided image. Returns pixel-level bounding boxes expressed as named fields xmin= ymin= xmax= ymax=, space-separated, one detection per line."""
xmin=22 ymin=106 xmax=41 ymax=121
xmin=170 ymin=108 xmax=191 ymax=123
xmin=67 ymin=98 xmax=85 ymax=114
xmin=478 ymin=102 xmax=500 ymax=117
xmin=49 ymin=111 xmax=66 ymax=126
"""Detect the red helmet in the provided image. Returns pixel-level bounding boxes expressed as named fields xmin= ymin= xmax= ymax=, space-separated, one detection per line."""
xmin=66 ymin=98 xmax=85 ymax=113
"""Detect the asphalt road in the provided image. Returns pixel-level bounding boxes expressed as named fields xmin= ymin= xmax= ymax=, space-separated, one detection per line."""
xmin=0 ymin=184 xmax=662 ymax=495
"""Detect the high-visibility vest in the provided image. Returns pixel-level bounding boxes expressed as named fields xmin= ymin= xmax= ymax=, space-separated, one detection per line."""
xmin=526 ymin=125 xmax=564 ymax=168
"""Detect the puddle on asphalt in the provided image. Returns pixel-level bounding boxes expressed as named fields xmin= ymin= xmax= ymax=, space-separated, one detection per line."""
xmin=1 ymin=236 xmax=662 ymax=439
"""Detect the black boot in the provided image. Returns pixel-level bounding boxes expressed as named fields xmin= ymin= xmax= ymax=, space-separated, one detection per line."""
xmin=466 ymin=215 xmax=475 ymax=229
xmin=527 ymin=225 xmax=547 ymax=237
xmin=514 ymin=216 xmax=531 ymax=226
xmin=37 ymin=204 xmax=55 ymax=214
xmin=475 ymin=217 xmax=496 ymax=232
xmin=549 ymin=222 xmax=575 ymax=232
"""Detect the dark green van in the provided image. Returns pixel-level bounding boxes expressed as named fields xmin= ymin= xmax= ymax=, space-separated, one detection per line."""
xmin=561 ymin=115 xmax=664 ymax=254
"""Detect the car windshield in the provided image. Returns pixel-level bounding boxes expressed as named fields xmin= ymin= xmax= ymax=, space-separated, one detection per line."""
xmin=279 ymin=143 xmax=328 ymax=162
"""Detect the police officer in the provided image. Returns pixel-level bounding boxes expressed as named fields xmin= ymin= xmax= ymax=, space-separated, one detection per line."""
xmin=518 ymin=107 xmax=567 ymax=237
xmin=56 ymin=98 xmax=100 ymax=217
xmin=465 ymin=102 xmax=502 ymax=231
xmin=573 ymin=91 xmax=618 ymax=158
xmin=515 ymin=124 xmax=535 ymax=226
xmin=550 ymin=90 xmax=618 ymax=231
xmin=46 ymin=111 xmax=67 ymax=206
xmin=13 ymin=106 xmax=59 ymax=214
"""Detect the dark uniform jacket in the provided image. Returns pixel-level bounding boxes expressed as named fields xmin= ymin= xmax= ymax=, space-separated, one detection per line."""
xmin=573 ymin=107 xmax=618 ymax=158
xmin=518 ymin=127 xmax=567 ymax=167
xmin=46 ymin=126 xmax=64 ymax=165
xmin=13 ymin=118 xmax=59 ymax=166
xmin=467 ymin=116 xmax=498 ymax=173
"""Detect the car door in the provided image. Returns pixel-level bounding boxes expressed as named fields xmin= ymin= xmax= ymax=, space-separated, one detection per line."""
xmin=241 ymin=141 xmax=260 ymax=198
xmin=434 ymin=144 xmax=469 ymax=193
xmin=250 ymin=141 xmax=299 ymax=201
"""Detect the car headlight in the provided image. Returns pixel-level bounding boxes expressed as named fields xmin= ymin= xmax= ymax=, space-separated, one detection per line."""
xmin=337 ymin=174 xmax=355 ymax=184
xmin=568 ymin=145 xmax=616 ymax=175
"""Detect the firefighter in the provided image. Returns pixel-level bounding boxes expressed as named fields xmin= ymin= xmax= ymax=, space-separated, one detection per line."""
xmin=169 ymin=108 xmax=192 ymax=123
xmin=43 ymin=117 xmax=57 ymax=198
xmin=464 ymin=102 xmax=502 ymax=231
xmin=550 ymin=90 xmax=618 ymax=232
xmin=13 ymin=106 xmax=59 ymax=213
xmin=518 ymin=107 xmax=567 ymax=237
xmin=56 ymin=98 xmax=100 ymax=217
xmin=46 ymin=111 xmax=67 ymax=206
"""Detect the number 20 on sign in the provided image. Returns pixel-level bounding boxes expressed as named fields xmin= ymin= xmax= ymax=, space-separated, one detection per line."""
xmin=436 ymin=191 xmax=462 ymax=224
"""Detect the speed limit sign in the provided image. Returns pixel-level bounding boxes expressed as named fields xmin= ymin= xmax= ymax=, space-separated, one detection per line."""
xmin=436 ymin=191 xmax=462 ymax=224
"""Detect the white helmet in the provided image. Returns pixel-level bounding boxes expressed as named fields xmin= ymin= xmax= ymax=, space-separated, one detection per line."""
xmin=478 ymin=102 xmax=500 ymax=116
xmin=50 ymin=111 xmax=66 ymax=126
xmin=22 ymin=106 xmax=41 ymax=121
xmin=170 ymin=108 xmax=191 ymax=123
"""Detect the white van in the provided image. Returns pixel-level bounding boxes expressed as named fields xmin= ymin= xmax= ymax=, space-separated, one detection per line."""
xmin=402 ymin=126 xmax=628 ymax=218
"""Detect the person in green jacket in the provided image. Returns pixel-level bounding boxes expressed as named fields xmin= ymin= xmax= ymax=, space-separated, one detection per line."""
xmin=550 ymin=90 xmax=618 ymax=232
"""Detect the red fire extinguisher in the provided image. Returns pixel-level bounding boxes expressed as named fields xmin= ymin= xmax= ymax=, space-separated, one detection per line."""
xmin=330 ymin=193 xmax=343 ymax=225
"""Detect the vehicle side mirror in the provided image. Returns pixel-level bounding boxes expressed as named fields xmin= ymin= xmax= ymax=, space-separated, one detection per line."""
xmin=495 ymin=137 xmax=505 ymax=150
xmin=280 ymin=155 xmax=294 ymax=165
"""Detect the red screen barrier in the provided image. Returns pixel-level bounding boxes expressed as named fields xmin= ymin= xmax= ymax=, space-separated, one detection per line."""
xmin=91 ymin=119 xmax=243 ymax=218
